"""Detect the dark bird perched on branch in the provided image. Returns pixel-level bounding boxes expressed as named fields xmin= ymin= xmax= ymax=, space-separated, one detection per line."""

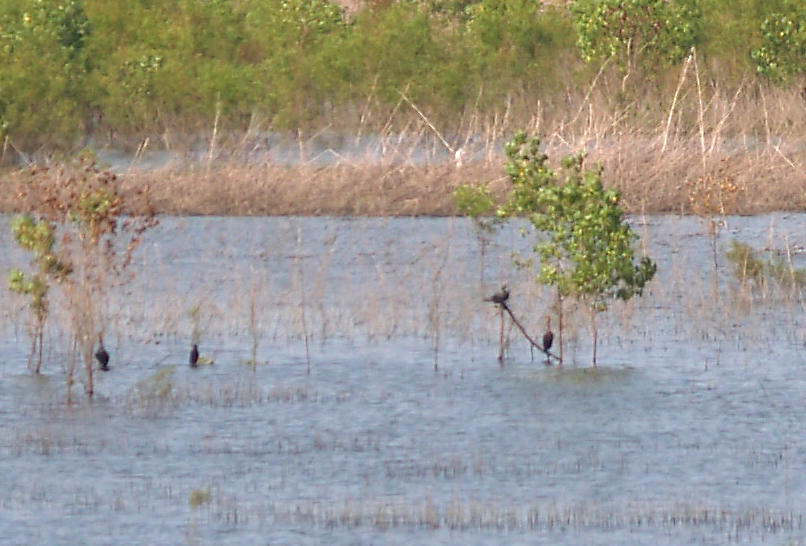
xmin=542 ymin=329 xmax=553 ymax=352
xmin=485 ymin=284 xmax=510 ymax=305
xmin=189 ymin=344 xmax=199 ymax=368
xmin=95 ymin=335 xmax=110 ymax=371
xmin=542 ymin=317 xmax=554 ymax=365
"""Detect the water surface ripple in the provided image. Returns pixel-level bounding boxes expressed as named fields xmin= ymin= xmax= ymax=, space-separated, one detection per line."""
xmin=0 ymin=214 xmax=805 ymax=544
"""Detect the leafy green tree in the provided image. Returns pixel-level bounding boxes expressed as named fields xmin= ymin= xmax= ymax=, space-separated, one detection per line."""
xmin=9 ymin=215 xmax=72 ymax=373
xmin=500 ymin=132 xmax=656 ymax=365
xmin=751 ymin=6 xmax=806 ymax=81
xmin=0 ymin=0 xmax=93 ymax=145
xmin=572 ymin=0 xmax=700 ymax=87
xmin=12 ymin=157 xmax=157 ymax=396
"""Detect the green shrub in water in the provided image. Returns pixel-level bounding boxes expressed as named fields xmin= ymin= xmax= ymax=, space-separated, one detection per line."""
xmin=726 ymin=239 xmax=806 ymax=294
xmin=189 ymin=487 xmax=211 ymax=508
xmin=499 ymin=131 xmax=656 ymax=366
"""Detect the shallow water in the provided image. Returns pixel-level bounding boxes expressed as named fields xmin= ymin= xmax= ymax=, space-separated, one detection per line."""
xmin=1 ymin=214 xmax=806 ymax=544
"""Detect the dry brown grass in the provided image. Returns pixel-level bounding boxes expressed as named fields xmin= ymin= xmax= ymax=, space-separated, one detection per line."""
xmin=2 ymin=143 xmax=798 ymax=217
xmin=1 ymin=81 xmax=804 ymax=217
xmin=87 ymin=141 xmax=804 ymax=216
xmin=118 ymin=163 xmax=503 ymax=217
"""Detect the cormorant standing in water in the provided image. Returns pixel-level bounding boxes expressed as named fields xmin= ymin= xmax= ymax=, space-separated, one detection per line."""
xmin=190 ymin=344 xmax=199 ymax=368
xmin=485 ymin=285 xmax=510 ymax=305
xmin=95 ymin=335 xmax=110 ymax=371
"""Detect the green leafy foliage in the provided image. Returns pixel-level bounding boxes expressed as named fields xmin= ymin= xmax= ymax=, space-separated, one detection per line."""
xmin=525 ymin=151 xmax=656 ymax=308
xmin=751 ymin=6 xmax=806 ymax=81
xmin=572 ymin=0 xmax=700 ymax=70
xmin=8 ymin=214 xmax=72 ymax=372
xmin=465 ymin=0 xmax=545 ymax=54
xmin=500 ymin=131 xmax=657 ymax=364
xmin=726 ymin=239 xmax=806 ymax=294
xmin=0 ymin=0 xmax=93 ymax=143
xmin=454 ymin=183 xmax=497 ymax=231
xmin=500 ymin=131 xmax=553 ymax=218
xmin=462 ymin=1 xmax=575 ymax=102
xmin=0 ymin=1 xmax=802 ymax=146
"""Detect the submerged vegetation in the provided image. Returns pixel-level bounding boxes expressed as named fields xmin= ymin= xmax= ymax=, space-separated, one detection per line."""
xmin=463 ymin=131 xmax=656 ymax=365
xmin=8 ymin=158 xmax=157 ymax=395
xmin=726 ymin=239 xmax=806 ymax=296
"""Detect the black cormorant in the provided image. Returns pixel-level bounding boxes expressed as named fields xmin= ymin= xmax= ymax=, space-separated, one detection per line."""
xmin=190 ymin=344 xmax=199 ymax=368
xmin=95 ymin=336 xmax=110 ymax=371
xmin=485 ymin=285 xmax=510 ymax=305
xmin=542 ymin=317 xmax=554 ymax=355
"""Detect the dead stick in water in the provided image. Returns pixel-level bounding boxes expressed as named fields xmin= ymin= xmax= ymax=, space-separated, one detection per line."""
xmin=497 ymin=305 xmax=505 ymax=364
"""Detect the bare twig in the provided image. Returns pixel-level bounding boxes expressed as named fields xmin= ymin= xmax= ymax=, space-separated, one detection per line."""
xmin=397 ymin=90 xmax=455 ymax=156
xmin=661 ymin=49 xmax=693 ymax=155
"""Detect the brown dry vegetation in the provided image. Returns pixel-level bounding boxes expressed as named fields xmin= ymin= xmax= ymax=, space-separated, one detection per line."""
xmin=127 ymin=163 xmax=504 ymax=217
xmin=1 ymin=145 xmax=802 ymax=217
xmin=2 ymin=82 xmax=804 ymax=217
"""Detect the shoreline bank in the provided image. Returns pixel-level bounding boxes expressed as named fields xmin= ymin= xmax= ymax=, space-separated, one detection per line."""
xmin=2 ymin=144 xmax=804 ymax=217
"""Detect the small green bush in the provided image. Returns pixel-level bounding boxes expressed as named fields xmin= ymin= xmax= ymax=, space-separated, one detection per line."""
xmin=499 ymin=131 xmax=656 ymax=365
xmin=726 ymin=239 xmax=806 ymax=294
xmin=189 ymin=487 xmax=212 ymax=508
xmin=8 ymin=215 xmax=72 ymax=373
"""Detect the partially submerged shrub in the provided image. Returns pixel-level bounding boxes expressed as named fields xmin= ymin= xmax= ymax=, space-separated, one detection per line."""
xmin=726 ymin=239 xmax=806 ymax=295
xmin=8 ymin=216 xmax=72 ymax=372
xmin=131 ymin=367 xmax=176 ymax=410
xmin=189 ymin=488 xmax=212 ymax=509
xmin=686 ymin=160 xmax=741 ymax=293
xmin=499 ymin=131 xmax=656 ymax=366
xmin=11 ymin=157 xmax=157 ymax=395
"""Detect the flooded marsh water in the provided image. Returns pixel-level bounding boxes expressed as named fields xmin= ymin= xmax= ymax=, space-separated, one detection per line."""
xmin=1 ymin=214 xmax=806 ymax=544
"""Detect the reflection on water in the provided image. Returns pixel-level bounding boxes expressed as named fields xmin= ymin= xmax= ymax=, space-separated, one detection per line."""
xmin=0 ymin=214 xmax=805 ymax=544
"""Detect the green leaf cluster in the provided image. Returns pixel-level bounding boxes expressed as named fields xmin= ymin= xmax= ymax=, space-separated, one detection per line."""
xmin=501 ymin=131 xmax=656 ymax=310
xmin=8 ymin=215 xmax=71 ymax=319
xmin=500 ymin=131 xmax=553 ymax=217
xmin=572 ymin=0 xmax=700 ymax=70
xmin=454 ymin=182 xmax=498 ymax=233
xmin=726 ymin=239 xmax=806 ymax=293
xmin=751 ymin=5 xmax=806 ymax=81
